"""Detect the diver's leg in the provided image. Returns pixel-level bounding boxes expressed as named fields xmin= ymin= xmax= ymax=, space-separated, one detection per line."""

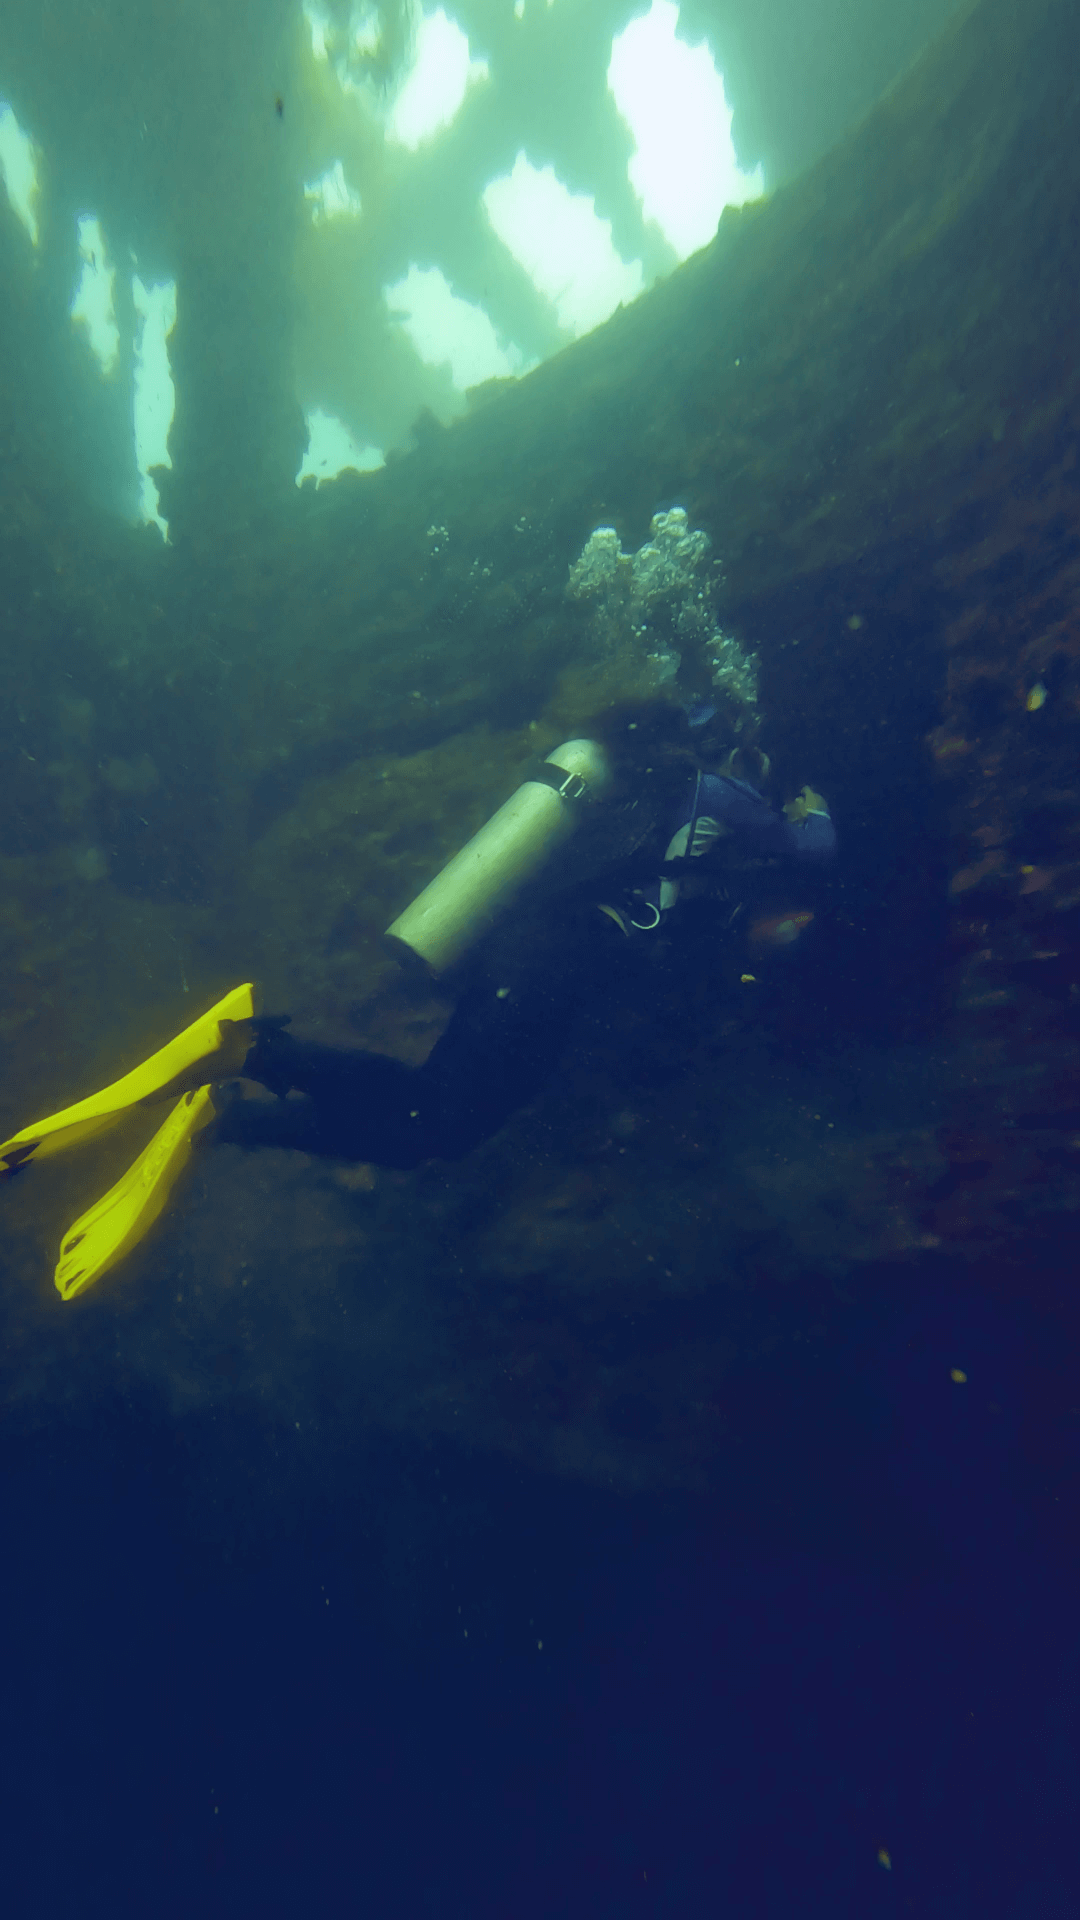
xmin=213 ymin=1001 xmax=555 ymax=1167
xmin=413 ymin=904 xmax=636 ymax=1158
xmin=412 ymin=974 xmax=572 ymax=1158
xmin=214 ymin=1033 xmax=435 ymax=1167
xmin=218 ymin=907 xmax=636 ymax=1167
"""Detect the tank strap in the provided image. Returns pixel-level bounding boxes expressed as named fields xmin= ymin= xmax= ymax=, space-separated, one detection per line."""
xmin=522 ymin=759 xmax=591 ymax=804
xmin=658 ymin=770 xmax=704 ymax=874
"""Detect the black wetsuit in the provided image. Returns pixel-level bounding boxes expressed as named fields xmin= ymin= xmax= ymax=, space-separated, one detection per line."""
xmin=215 ymin=773 xmax=836 ymax=1168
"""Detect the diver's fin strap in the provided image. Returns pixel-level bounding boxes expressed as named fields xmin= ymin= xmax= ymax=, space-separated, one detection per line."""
xmin=521 ymin=760 xmax=591 ymax=805
xmin=0 ymin=983 xmax=256 ymax=1172
xmin=54 ymin=1085 xmax=215 ymax=1300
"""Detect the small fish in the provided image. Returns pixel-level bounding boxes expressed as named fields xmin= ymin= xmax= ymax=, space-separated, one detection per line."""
xmin=1026 ymin=681 xmax=1047 ymax=711
xmin=748 ymin=909 xmax=813 ymax=948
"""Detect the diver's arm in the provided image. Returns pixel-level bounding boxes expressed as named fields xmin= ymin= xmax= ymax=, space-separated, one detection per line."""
xmin=607 ymin=770 xmax=836 ymax=931
xmin=780 ymin=808 xmax=837 ymax=863
xmin=691 ymin=774 xmax=837 ymax=866
xmin=779 ymin=784 xmax=837 ymax=864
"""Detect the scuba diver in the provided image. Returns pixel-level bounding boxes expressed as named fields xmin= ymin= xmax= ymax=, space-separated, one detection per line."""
xmin=0 ymin=701 xmax=835 ymax=1300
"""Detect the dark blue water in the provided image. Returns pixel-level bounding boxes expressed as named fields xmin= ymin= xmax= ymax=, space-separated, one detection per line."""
xmin=3 ymin=1236 xmax=1076 ymax=1918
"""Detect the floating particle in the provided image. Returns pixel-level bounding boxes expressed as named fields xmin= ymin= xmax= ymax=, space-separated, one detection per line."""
xmin=877 ymin=1848 xmax=892 ymax=1870
xmin=740 ymin=973 xmax=756 ymax=983
xmin=951 ymin=1368 xmax=968 ymax=1384
xmin=1026 ymin=681 xmax=1047 ymax=711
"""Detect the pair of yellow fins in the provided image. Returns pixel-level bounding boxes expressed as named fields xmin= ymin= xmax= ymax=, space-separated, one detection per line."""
xmin=0 ymin=984 xmax=256 ymax=1301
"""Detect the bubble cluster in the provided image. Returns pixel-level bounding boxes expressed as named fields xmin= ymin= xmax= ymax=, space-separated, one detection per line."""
xmin=566 ymin=525 xmax=626 ymax=599
xmin=567 ymin=508 xmax=759 ymax=721
xmin=630 ymin=508 xmax=711 ymax=602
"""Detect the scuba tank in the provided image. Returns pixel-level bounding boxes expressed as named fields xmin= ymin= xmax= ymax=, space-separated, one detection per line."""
xmin=385 ymin=738 xmax=613 ymax=975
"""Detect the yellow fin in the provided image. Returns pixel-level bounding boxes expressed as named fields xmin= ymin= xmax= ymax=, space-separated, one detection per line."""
xmin=55 ymin=1086 xmax=215 ymax=1299
xmin=0 ymin=983 xmax=255 ymax=1171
